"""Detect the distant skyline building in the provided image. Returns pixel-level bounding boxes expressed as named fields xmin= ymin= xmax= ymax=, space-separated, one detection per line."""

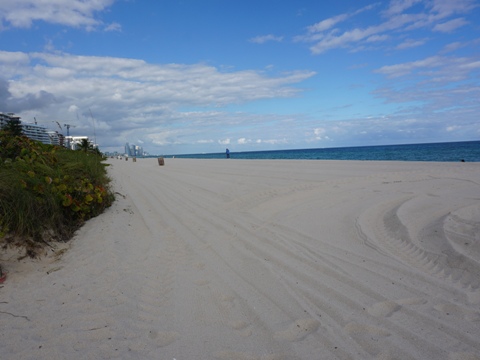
xmin=135 ymin=145 xmax=144 ymax=157
xmin=124 ymin=142 xmax=144 ymax=157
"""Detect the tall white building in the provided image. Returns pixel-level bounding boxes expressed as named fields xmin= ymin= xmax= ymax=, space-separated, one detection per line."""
xmin=47 ymin=131 xmax=62 ymax=146
xmin=0 ymin=112 xmax=21 ymax=129
xmin=1 ymin=112 xmax=66 ymax=146
xmin=66 ymin=136 xmax=96 ymax=150
xmin=21 ymin=123 xmax=52 ymax=144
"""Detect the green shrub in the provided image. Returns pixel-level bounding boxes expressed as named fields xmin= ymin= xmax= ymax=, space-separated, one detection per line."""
xmin=0 ymin=131 xmax=114 ymax=257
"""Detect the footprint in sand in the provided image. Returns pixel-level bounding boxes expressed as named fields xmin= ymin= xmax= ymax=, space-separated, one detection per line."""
xmin=434 ymin=303 xmax=480 ymax=322
xmin=230 ymin=320 xmax=248 ymax=330
xmin=273 ymin=318 xmax=320 ymax=342
xmin=148 ymin=330 xmax=179 ymax=347
xmin=230 ymin=320 xmax=252 ymax=337
xmin=221 ymin=294 xmax=235 ymax=302
xmin=344 ymin=322 xmax=391 ymax=337
xmin=397 ymin=297 xmax=427 ymax=306
xmin=467 ymin=291 xmax=480 ymax=305
xmin=367 ymin=300 xmax=401 ymax=317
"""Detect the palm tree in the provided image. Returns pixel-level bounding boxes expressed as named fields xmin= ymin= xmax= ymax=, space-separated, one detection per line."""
xmin=77 ymin=138 xmax=92 ymax=152
xmin=2 ymin=117 xmax=23 ymax=137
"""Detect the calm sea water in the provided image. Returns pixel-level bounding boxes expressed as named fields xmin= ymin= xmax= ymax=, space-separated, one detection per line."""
xmin=165 ymin=141 xmax=480 ymax=162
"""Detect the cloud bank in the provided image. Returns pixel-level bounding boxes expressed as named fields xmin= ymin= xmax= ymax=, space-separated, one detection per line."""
xmin=298 ymin=0 xmax=477 ymax=54
xmin=0 ymin=0 xmax=116 ymax=31
xmin=0 ymin=50 xmax=316 ymax=153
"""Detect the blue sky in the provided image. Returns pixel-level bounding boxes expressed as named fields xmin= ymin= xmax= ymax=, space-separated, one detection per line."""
xmin=1 ymin=0 xmax=479 ymax=155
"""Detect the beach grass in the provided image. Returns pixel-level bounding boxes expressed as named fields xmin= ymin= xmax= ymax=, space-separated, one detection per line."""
xmin=0 ymin=131 xmax=114 ymax=257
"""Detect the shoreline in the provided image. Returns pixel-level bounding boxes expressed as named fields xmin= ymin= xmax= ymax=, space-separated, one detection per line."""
xmin=1 ymin=158 xmax=479 ymax=359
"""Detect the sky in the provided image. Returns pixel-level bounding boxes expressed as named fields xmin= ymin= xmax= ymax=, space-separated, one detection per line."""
xmin=0 ymin=0 xmax=479 ymax=155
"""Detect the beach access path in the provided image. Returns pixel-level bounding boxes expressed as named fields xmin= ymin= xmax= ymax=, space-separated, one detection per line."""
xmin=1 ymin=158 xmax=480 ymax=359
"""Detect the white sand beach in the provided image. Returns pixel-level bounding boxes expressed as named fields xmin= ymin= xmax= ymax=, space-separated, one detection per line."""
xmin=1 ymin=158 xmax=480 ymax=359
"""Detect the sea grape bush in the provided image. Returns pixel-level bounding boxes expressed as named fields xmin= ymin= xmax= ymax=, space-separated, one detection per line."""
xmin=0 ymin=131 xmax=114 ymax=255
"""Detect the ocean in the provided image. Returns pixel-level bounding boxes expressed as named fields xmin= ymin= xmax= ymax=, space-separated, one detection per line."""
xmin=166 ymin=141 xmax=480 ymax=162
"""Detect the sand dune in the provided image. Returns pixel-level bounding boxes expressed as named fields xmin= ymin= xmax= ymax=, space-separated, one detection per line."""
xmin=1 ymin=158 xmax=479 ymax=359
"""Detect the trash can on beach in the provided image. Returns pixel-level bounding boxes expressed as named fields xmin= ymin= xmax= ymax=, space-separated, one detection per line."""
xmin=133 ymin=157 xmax=136 ymax=162
xmin=158 ymin=157 xmax=165 ymax=166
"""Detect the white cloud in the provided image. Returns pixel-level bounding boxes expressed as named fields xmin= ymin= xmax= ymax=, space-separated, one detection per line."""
xmin=374 ymin=55 xmax=445 ymax=78
xmin=104 ymin=22 xmax=122 ymax=32
xmin=308 ymin=3 xmax=380 ymax=34
xmin=0 ymin=0 xmax=116 ymax=30
xmin=0 ymin=50 xmax=29 ymax=63
xmin=261 ymin=138 xmax=288 ymax=145
xmin=459 ymin=61 xmax=480 ymax=70
xmin=68 ymin=105 xmax=79 ymax=113
xmin=441 ymin=41 xmax=464 ymax=53
xmin=309 ymin=28 xmax=364 ymax=54
xmin=371 ymin=53 xmax=480 ymax=138
xmin=312 ymin=127 xmax=331 ymax=141
xmin=308 ymin=14 xmax=349 ymax=33
xmin=147 ymin=130 xmax=183 ymax=146
xmin=366 ymin=34 xmax=390 ymax=43
xmin=15 ymin=52 xmax=315 ymax=107
xmin=446 ymin=125 xmax=460 ymax=132
xmin=433 ymin=18 xmax=468 ymax=32
xmin=429 ymin=0 xmax=478 ymax=18
xmin=383 ymin=0 xmax=423 ymax=17
xmin=396 ymin=38 xmax=427 ymax=49
xmin=373 ymin=55 xmax=480 ymax=95
xmin=249 ymin=34 xmax=283 ymax=44
xmin=301 ymin=0 xmax=477 ymax=54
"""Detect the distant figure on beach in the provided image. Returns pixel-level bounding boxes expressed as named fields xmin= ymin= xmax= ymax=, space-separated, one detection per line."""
xmin=226 ymin=148 xmax=230 ymax=159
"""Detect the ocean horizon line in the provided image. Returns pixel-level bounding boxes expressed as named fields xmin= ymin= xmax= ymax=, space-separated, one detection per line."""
xmin=143 ymin=140 xmax=480 ymax=162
